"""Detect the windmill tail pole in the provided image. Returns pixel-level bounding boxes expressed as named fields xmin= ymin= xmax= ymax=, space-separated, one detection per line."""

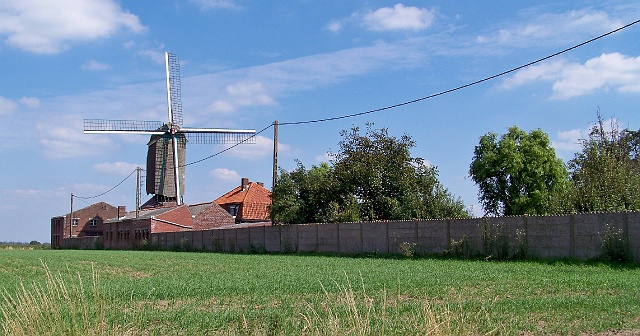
xmin=172 ymin=135 xmax=182 ymax=206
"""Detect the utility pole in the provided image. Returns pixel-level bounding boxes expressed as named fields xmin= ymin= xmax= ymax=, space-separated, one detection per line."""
xmin=272 ymin=120 xmax=278 ymax=191
xmin=69 ymin=193 xmax=74 ymax=239
xmin=136 ymin=167 xmax=141 ymax=218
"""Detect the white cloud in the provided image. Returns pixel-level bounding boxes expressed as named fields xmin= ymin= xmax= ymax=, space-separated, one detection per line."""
xmin=0 ymin=96 xmax=17 ymax=116
xmin=93 ymin=161 xmax=141 ymax=175
xmin=209 ymin=168 xmax=240 ymax=182
xmin=138 ymin=49 xmax=165 ymax=65
xmin=18 ymin=97 xmax=40 ymax=108
xmin=325 ymin=20 xmax=343 ymax=33
xmin=217 ymin=135 xmax=290 ymax=161
xmin=37 ymin=115 xmax=113 ymax=159
xmin=476 ymin=9 xmax=622 ymax=47
xmin=208 ymin=82 xmax=277 ymax=114
xmin=362 ymin=4 xmax=435 ymax=32
xmin=190 ymin=0 xmax=241 ymax=11
xmin=314 ymin=152 xmax=334 ymax=163
xmin=0 ymin=96 xmax=40 ymax=116
xmin=0 ymin=0 xmax=146 ymax=54
xmin=552 ymin=128 xmax=588 ymax=152
xmin=82 ymin=60 xmax=110 ymax=71
xmin=500 ymin=53 xmax=640 ymax=99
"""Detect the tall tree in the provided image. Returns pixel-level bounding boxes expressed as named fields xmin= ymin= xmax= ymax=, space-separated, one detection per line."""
xmin=271 ymin=124 xmax=469 ymax=224
xmin=568 ymin=114 xmax=640 ymax=212
xmin=470 ymin=126 xmax=570 ymax=216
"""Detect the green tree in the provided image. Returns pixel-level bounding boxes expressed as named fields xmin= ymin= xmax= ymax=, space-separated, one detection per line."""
xmin=271 ymin=124 xmax=469 ymax=224
xmin=470 ymin=126 xmax=570 ymax=216
xmin=568 ymin=115 xmax=640 ymax=212
xmin=332 ymin=123 xmax=468 ymax=221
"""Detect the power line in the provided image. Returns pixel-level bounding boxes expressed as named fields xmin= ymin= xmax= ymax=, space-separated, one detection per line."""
xmin=183 ymin=18 xmax=639 ymax=167
xmin=74 ymin=168 xmax=138 ymax=199
xmin=279 ymin=18 xmax=640 ymax=126
xmin=80 ymin=18 xmax=640 ymax=187
xmin=184 ymin=125 xmax=273 ymax=167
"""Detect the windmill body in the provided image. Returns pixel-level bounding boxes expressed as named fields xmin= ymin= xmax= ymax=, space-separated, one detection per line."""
xmin=85 ymin=52 xmax=255 ymax=206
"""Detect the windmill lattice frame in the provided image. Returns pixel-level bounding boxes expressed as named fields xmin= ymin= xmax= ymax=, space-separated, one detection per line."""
xmin=85 ymin=52 xmax=256 ymax=206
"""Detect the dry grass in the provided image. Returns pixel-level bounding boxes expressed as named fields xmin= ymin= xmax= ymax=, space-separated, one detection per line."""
xmin=300 ymin=273 xmax=501 ymax=335
xmin=0 ymin=261 xmax=131 ymax=336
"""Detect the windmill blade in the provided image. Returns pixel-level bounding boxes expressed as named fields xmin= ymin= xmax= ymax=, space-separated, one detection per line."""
xmin=165 ymin=52 xmax=183 ymax=126
xmin=84 ymin=119 xmax=164 ymax=134
xmin=183 ymin=131 xmax=257 ymax=144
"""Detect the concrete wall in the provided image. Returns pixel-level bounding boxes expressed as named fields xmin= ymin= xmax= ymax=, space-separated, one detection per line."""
xmin=64 ymin=212 xmax=640 ymax=261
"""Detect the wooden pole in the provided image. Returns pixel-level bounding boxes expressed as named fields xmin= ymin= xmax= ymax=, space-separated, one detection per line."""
xmin=136 ymin=167 xmax=141 ymax=218
xmin=272 ymin=120 xmax=278 ymax=192
xmin=69 ymin=193 xmax=74 ymax=239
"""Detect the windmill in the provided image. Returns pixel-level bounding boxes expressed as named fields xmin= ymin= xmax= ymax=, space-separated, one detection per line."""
xmin=84 ymin=52 xmax=256 ymax=207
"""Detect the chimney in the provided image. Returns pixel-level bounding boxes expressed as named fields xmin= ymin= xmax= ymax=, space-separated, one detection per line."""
xmin=241 ymin=178 xmax=249 ymax=191
xmin=118 ymin=206 xmax=126 ymax=218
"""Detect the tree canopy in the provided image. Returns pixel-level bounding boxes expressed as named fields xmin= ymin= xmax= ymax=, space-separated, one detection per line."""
xmin=469 ymin=126 xmax=570 ymax=216
xmin=568 ymin=115 xmax=640 ymax=212
xmin=271 ymin=124 xmax=469 ymax=224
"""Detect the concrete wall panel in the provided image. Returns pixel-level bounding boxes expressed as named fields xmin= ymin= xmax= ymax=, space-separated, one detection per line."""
xmin=362 ymin=222 xmax=388 ymax=254
xmin=298 ymin=225 xmax=318 ymax=252
xmin=388 ymin=221 xmax=417 ymax=254
xmin=339 ymin=223 xmax=362 ymax=254
xmin=281 ymin=225 xmax=298 ymax=252
xmin=235 ymin=228 xmax=250 ymax=253
xmin=417 ymin=221 xmax=448 ymax=255
xmin=264 ymin=226 xmax=281 ymax=252
xmin=317 ymin=224 xmax=339 ymax=253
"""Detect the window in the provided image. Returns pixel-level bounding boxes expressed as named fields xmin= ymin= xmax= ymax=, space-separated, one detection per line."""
xmin=89 ymin=218 xmax=99 ymax=227
xmin=71 ymin=218 xmax=78 ymax=226
xmin=229 ymin=204 xmax=239 ymax=217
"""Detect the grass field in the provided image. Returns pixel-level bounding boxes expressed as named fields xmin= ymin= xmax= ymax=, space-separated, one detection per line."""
xmin=1 ymin=250 xmax=639 ymax=335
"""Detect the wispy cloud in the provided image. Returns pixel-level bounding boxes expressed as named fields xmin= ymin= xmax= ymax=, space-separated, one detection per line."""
xmin=82 ymin=60 xmax=110 ymax=71
xmin=93 ymin=161 xmax=142 ymax=175
xmin=216 ymin=135 xmax=290 ymax=161
xmin=190 ymin=0 xmax=241 ymax=11
xmin=0 ymin=0 xmax=145 ymax=54
xmin=501 ymin=53 xmax=640 ymax=99
xmin=208 ymin=82 xmax=277 ymax=114
xmin=476 ymin=8 xmax=623 ymax=47
xmin=37 ymin=115 xmax=113 ymax=159
xmin=0 ymin=96 xmax=17 ymax=116
xmin=0 ymin=96 xmax=40 ymax=116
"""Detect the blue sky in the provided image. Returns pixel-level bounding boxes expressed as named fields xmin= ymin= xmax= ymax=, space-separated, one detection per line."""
xmin=1 ymin=1 xmax=639 ymax=243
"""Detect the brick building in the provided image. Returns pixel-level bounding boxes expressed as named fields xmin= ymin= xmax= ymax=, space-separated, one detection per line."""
xmin=103 ymin=201 xmax=234 ymax=249
xmin=50 ymin=202 xmax=125 ymax=248
xmin=215 ymin=178 xmax=272 ymax=223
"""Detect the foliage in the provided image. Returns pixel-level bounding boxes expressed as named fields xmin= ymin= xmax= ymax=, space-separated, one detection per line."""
xmin=568 ymin=113 xmax=640 ymax=212
xmin=469 ymin=126 xmax=570 ymax=216
xmin=272 ymin=124 xmax=469 ymax=224
xmin=600 ymin=224 xmax=632 ymax=262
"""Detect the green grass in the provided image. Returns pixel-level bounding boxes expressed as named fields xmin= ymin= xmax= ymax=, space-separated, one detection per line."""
xmin=1 ymin=250 xmax=639 ymax=335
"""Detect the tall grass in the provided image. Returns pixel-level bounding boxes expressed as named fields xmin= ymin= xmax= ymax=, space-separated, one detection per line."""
xmin=0 ymin=261 xmax=130 ymax=335
xmin=300 ymin=273 xmax=500 ymax=335
xmin=1 ymin=250 xmax=639 ymax=334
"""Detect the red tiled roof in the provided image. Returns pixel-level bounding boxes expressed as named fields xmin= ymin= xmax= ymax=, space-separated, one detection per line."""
xmin=215 ymin=182 xmax=271 ymax=221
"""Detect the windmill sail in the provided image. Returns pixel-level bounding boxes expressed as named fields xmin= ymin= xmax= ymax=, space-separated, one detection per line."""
xmin=84 ymin=51 xmax=256 ymax=208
